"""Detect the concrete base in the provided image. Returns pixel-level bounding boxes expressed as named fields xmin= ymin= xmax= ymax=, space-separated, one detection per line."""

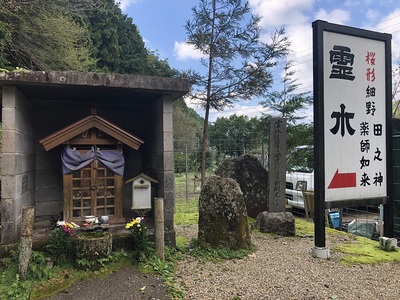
xmin=379 ymin=237 xmax=398 ymax=251
xmin=311 ymin=246 xmax=331 ymax=259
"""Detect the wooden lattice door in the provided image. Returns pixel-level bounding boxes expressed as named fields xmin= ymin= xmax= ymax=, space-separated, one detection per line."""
xmin=63 ymin=159 xmax=123 ymax=223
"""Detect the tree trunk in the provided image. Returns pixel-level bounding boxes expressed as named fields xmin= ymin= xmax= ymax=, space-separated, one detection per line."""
xmin=200 ymin=0 xmax=216 ymax=187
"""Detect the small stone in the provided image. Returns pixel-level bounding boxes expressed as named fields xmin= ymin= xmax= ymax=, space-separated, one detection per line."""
xmin=254 ymin=211 xmax=295 ymax=236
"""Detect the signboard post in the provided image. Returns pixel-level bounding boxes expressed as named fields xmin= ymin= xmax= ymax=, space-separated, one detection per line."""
xmin=312 ymin=20 xmax=392 ymax=258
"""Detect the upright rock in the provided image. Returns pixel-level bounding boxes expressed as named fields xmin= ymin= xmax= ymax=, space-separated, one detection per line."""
xmin=198 ymin=175 xmax=251 ymax=250
xmin=215 ymin=155 xmax=269 ymax=218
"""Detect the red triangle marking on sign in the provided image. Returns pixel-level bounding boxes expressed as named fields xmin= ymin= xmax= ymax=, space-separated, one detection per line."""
xmin=328 ymin=169 xmax=357 ymax=189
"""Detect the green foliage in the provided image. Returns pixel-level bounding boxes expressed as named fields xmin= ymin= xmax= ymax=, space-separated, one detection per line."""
xmin=144 ymin=50 xmax=178 ymax=77
xmin=286 ymin=123 xmax=313 ymax=153
xmin=187 ymin=239 xmax=254 ymax=262
xmin=45 ymin=226 xmax=74 ymax=263
xmin=333 ymin=236 xmax=400 ymax=265
xmin=260 ymin=60 xmax=313 ymax=154
xmin=0 ymin=21 xmax=11 ymax=68
xmin=0 ymin=250 xmax=50 ymax=300
xmin=208 ymin=115 xmax=265 ymax=158
xmin=0 ymin=2 xmax=96 ymax=71
xmin=294 ymin=218 xmax=400 ymax=265
xmin=26 ymin=252 xmax=50 ymax=281
xmin=76 ymin=237 xmax=125 ymax=271
xmin=75 ymin=256 xmax=111 ymax=270
xmin=261 ymin=61 xmax=313 ymax=125
xmin=286 ymin=144 xmax=313 ymax=172
xmin=174 ymin=173 xmax=199 ymax=225
xmin=185 ymin=0 xmax=290 ymax=184
xmin=30 ymin=250 xmax=131 ymax=299
xmin=125 ymin=217 xmax=149 ymax=260
xmin=185 ymin=0 xmax=289 ymax=110
xmin=138 ymin=246 xmax=185 ymax=299
xmin=0 ymin=0 xmax=175 ymax=76
xmin=173 ymin=98 xmax=203 ymax=151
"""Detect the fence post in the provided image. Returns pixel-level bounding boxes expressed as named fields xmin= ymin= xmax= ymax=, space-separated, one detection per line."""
xmin=185 ymin=145 xmax=189 ymax=202
xmin=19 ymin=206 xmax=34 ymax=280
xmin=154 ymin=197 xmax=165 ymax=260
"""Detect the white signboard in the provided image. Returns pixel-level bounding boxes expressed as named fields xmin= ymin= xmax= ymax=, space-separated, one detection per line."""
xmin=323 ymin=31 xmax=387 ymax=202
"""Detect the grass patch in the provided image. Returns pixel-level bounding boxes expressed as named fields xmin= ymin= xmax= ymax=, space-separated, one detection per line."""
xmin=175 ymin=172 xmax=199 ymax=225
xmin=176 ymin=235 xmax=190 ymax=250
xmin=293 ymin=218 xmax=400 ymax=265
xmin=333 ymin=236 xmax=400 ymax=265
xmin=30 ymin=250 xmax=131 ymax=299
xmin=187 ymin=239 xmax=255 ymax=262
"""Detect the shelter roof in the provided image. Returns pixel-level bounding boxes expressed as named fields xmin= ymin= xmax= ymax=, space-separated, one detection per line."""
xmin=0 ymin=71 xmax=191 ymax=110
xmin=39 ymin=108 xmax=145 ymax=151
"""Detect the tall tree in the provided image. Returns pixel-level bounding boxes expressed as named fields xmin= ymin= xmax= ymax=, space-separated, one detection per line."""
xmin=0 ymin=0 xmax=176 ymax=76
xmin=173 ymin=98 xmax=203 ymax=150
xmin=261 ymin=61 xmax=313 ymax=154
xmin=208 ymin=115 xmax=260 ymax=157
xmin=185 ymin=0 xmax=290 ymax=185
xmin=0 ymin=0 xmax=97 ymax=71
xmin=392 ymin=50 xmax=400 ymax=117
xmin=260 ymin=61 xmax=312 ymax=124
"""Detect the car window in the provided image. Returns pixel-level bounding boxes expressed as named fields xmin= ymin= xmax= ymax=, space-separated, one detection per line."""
xmin=287 ymin=146 xmax=314 ymax=173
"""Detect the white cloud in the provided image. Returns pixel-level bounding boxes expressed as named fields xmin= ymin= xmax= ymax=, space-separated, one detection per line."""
xmin=249 ymin=0 xmax=314 ymax=27
xmin=314 ymin=8 xmax=350 ymax=25
xmin=213 ymin=104 xmax=271 ymax=121
xmin=184 ymin=93 xmax=271 ymax=122
xmin=372 ymin=9 xmax=400 ymax=60
xmin=116 ymin=0 xmax=139 ymax=11
xmin=285 ymin=24 xmax=313 ymax=91
xmin=174 ymin=41 xmax=204 ymax=61
xmin=365 ymin=9 xmax=380 ymax=24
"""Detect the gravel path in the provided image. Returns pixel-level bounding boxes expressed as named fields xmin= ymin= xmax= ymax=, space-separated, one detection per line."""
xmin=174 ymin=224 xmax=400 ymax=300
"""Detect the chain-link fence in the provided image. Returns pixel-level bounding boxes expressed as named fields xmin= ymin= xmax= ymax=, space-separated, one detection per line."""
xmin=174 ymin=138 xmax=394 ymax=243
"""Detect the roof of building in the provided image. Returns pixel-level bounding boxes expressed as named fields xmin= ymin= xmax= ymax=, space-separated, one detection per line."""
xmin=0 ymin=70 xmax=191 ymax=110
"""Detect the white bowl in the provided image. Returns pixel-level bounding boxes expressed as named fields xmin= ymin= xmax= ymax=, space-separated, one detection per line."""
xmin=84 ymin=215 xmax=96 ymax=223
xmin=99 ymin=215 xmax=109 ymax=224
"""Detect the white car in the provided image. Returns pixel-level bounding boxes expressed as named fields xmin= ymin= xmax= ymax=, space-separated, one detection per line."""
xmin=285 ymin=146 xmax=314 ymax=209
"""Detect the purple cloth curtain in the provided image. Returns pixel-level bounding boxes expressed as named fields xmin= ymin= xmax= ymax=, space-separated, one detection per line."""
xmin=61 ymin=147 xmax=125 ymax=176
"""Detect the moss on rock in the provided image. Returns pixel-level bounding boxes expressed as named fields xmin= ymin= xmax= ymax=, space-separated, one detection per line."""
xmin=198 ymin=175 xmax=251 ymax=250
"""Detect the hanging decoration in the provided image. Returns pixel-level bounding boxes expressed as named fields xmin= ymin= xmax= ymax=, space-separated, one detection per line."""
xmin=61 ymin=146 xmax=125 ymax=176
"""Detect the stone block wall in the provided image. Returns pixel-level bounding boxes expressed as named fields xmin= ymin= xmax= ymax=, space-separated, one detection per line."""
xmin=1 ymin=87 xmax=36 ymax=244
xmin=144 ymin=95 xmax=175 ymax=246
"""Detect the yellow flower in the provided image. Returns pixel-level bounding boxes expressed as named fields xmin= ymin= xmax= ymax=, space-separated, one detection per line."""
xmin=125 ymin=218 xmax=139 ymax=229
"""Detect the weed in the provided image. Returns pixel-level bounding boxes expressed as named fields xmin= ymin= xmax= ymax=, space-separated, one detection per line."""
xmin=45 ymin=225 xmax=74 ymax=264
xmin=26 ymin=251 xmax=50 ymax=281
xmin=188 ymin=239 xmax=254 ymax=262
xmin=0 ymin=250 xmax=43 ymax=299
xmin=136 ymin=246 xmax=186 ymax=299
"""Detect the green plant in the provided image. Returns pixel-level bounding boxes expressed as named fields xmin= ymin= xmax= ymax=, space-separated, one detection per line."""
xmin=138 ymin=246 xmax=185 ymax=299
xmin=188 ymin=239 xmax=254 ymax=262
xmin=75 ymin=249 xmax=127 ymax=270
xmin=30 ymin=250 xmax=132 ymax=299
xmin=45 ymin=225 xmax=74 ymax=264
xmin=0 ymin=251 xmax=50 ymax=299
xmin=26 ymin=251 xmax=50 ymax=281
xmin=125 ymin=217 xmax=149 ymax=259
xmin=75 ymin=257 xmax=111 ymax=269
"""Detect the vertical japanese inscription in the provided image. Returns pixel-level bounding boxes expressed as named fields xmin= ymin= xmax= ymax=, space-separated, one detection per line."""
xmin=325 ymin=34 xmax=386 ymax=201
xmin=268 ymin=118 xmax=286 ymax=212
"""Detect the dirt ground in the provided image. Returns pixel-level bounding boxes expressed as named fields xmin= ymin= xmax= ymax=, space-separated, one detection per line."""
xmin=45 ymin=266 xmax=170 ymax=300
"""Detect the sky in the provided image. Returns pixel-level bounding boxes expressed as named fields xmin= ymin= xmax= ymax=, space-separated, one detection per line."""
xmin=117 ymin=0 xmax=400 ymax=123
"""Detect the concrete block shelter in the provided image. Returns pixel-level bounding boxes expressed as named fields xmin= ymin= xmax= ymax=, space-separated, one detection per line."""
xmin=0 ymin=71 xmax=190 ymax=245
